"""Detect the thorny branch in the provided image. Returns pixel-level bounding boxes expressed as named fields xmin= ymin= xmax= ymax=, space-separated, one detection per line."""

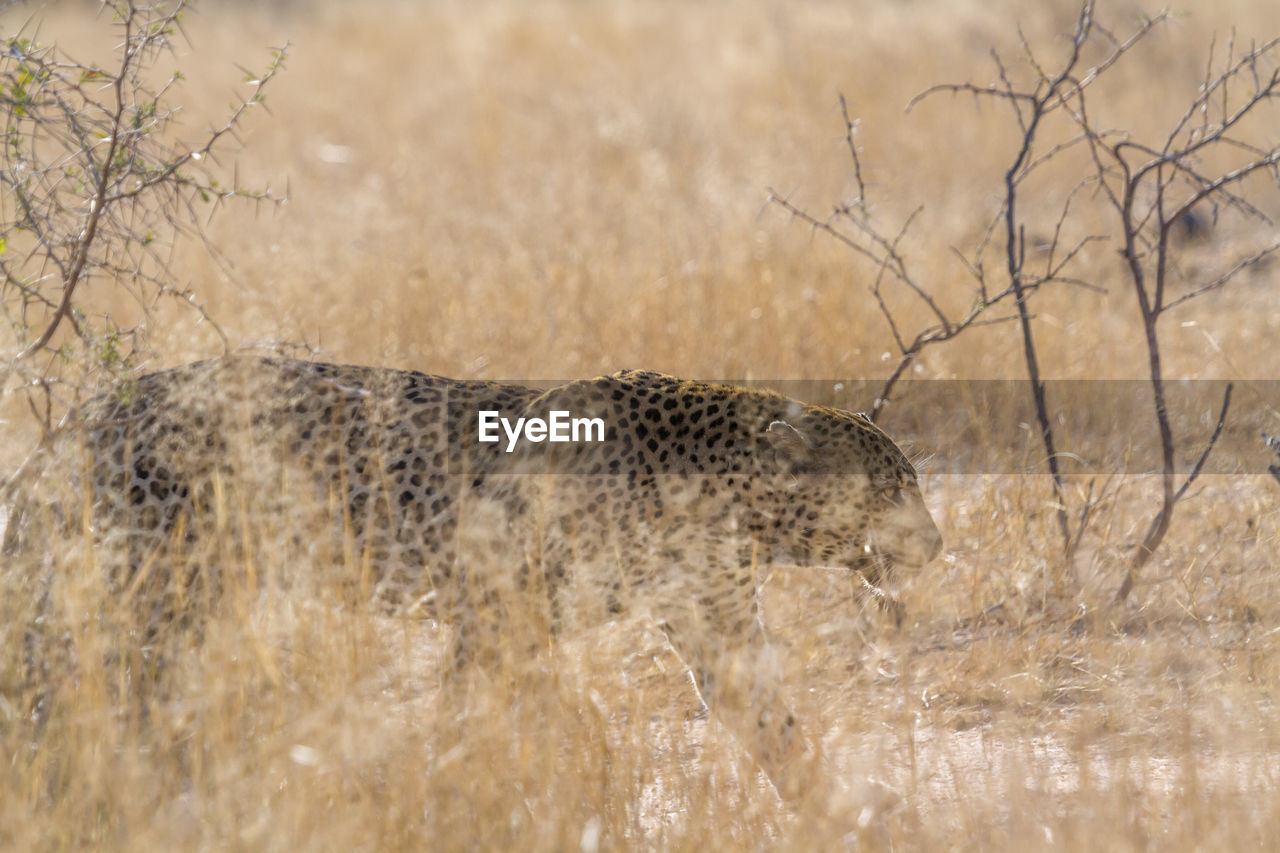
xmin=1060 ymin=18 xmax=1279 ymax=601
xmin=772 ymin=1 xmax=1280 ymax=602
xmin=766 ymin=189 xmax=1024 ymax=416
xmin=0 ymin=1 xmax=287 ymax=429
xmin=1115 ymin=384 xmax=1234 ymax=603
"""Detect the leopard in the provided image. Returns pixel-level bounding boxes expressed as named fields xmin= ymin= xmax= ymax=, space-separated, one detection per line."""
xmin=3 ymin=357 xmax=943 ymax=795
xmin=470 ymin=369 xmax=943 ymax=792
xmin=2 ymin=356 xmax=545 ymax=613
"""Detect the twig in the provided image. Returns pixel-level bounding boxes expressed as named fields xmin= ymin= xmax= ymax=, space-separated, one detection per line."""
xmin=1116 ymin=384 xmax=1234 ymax=603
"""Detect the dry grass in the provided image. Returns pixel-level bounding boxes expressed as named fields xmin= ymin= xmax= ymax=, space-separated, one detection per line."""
xmin=2 ymin=1 xmax=1280 ymax=850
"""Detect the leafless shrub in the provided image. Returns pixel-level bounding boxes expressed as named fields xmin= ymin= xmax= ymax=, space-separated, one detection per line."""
xmin=774 ymin=2 xmax=1280 ymax=603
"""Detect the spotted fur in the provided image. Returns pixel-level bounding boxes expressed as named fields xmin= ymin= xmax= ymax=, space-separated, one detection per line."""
xmin=4 ymin=357 xmax=943 ymax=792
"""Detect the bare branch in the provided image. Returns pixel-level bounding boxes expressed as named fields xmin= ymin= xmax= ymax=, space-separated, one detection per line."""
xmin=775 ymin=2 xmax=1277 ymax=602
xmin=767 ymin=189 xmax=883 ymax=268
xmin=1174 ymin=384 xmax=1234 ymax=504
xmin=1163 ymin=243 xmax=1280 ymax=313
xmin=837 ymin=93 xmax=866 ymax=208
xmin=1116 ymin=384 xmax=1234 ymax=603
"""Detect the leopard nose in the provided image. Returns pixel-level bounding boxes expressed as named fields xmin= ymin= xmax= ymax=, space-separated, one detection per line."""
xmin=924 ymin=521 xmax=944 ymax=563
xmin=900 ymin=521 xmax=943 ymax=568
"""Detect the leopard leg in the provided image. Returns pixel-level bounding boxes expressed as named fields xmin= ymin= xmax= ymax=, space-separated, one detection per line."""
xmin=656 ymin=564 xmax=813 ymax=801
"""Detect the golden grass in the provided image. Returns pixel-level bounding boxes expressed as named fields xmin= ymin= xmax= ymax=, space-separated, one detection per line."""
xmin=3 ymin=1 xmax=1280 ymax=849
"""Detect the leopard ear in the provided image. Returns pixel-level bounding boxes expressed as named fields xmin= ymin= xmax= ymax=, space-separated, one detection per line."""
xmin=766 ymin=420 xmax=811 ymax=465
